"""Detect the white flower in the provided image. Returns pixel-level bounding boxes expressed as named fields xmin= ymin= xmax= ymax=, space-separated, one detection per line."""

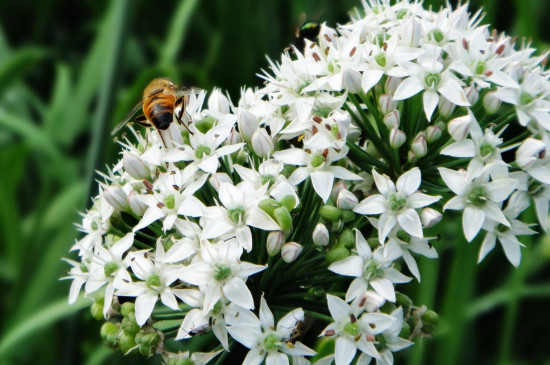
xmin=383 ymin=233 xmax=438 ymax=282
xmin=321 ymin=294 xmax=395 ymax=365
xmin=394 ymin=44 xmax=470 ymax=121
xmin=375 ymin=307 xmax=413 ymax=365
xmin=329 ymin=230 xmax=411 ymax=302
xmin=226 ymin=296 xmax=316 ymax=365
xmin=274 ymin=147 xmax=362 ymax=202
xmin=200 ymin=181 xmax=281 ymax=252
xmin=178 ymin=239 xmax=266 ymax=314
xmin=354 ymin=168 xmax=440 ymax=242
xmin=439 ymin=167 xmax=518 ymax=241
xmin=515 ymin=137 xmax=550 ymax=184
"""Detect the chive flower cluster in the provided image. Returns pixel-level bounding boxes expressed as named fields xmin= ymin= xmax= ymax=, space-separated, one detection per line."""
xmin=64 ymin=0 xmax=549 ymax=364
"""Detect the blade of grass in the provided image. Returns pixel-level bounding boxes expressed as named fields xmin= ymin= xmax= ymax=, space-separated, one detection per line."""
xmin=159 ymin=0 xmax=200 ymax=68
xmin=0 ymin=47 xmax=45 ymax=99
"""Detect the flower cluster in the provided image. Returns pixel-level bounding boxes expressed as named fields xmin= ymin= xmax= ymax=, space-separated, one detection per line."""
xmin=64 ymin=0 xmax=549 ymax=364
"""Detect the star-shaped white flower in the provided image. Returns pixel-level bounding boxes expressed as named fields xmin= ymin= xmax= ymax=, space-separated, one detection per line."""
xmin=226 ymin=296 xmax=316 ymax=365
xmin=329 ymin=230 xmax=411 ymax=302
xmin=354 ymin=167 xmax=440 ymax=242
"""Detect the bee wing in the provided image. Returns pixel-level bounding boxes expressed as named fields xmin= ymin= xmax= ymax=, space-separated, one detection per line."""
xmin=173 ymin=86 xmax=203 ymax=99
xmin=111 ymin=101 xmax=144 ymax=135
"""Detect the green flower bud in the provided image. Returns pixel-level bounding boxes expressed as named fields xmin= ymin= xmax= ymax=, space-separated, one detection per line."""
xmin=338 ymin=228 xmax=355 ymax=248
xmin=341 ymin=210 xmax=356 ymax=223
xmin=122 ymin=317 xmax=140 ymax=337
xmin=320 ymin=205 xmax=341 ymax=222
xmin=422 ymin=324 xmax=435 ymax=335
xmin=139 ymin=344 xmax=154 ymax=357
xmin=259 ymin=198 xmax=280 ymax=217
xmin=274 ymin=206 xmax=292 ymax=231
xmin=118 ymin=332 xmax=137 ymax=355
xmin=379 ymin=301 xmax=397 ymax=314
xmin=100 ymin=321 xmax=120 ymax=345
xmin=280 ymin=195 xmax=297 ymax=212
xmin=399 ymin=322 xmax=411 ymax=338
xmin=395 ymin=292 xmax=413 ymax=308
xmin=421 ymin=310 xmax=439 ymax=326
xmin=326 ymin=245 xmax=350 ymax=263
xmin=91 ymin=299 xmax=104 ymax=320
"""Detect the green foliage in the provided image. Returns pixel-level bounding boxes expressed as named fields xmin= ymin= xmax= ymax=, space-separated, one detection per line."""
xmin=0 ymin=0 xmax=548 ymax=364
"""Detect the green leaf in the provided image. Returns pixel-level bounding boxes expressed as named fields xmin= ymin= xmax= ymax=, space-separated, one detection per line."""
xmin=44 ymin=64 xmax=72 ymax=142
xmin=0 ymin=47 xmax=45 ymax=98
xmin=42 ymin=182 xmax=87 ymax=230
xmin=0 ymin=297 xmax=89 ymax=360
xmin=159 ymin=0 xmax=200 ymax=67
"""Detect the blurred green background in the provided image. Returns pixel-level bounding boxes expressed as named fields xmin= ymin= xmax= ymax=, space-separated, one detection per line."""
xmin=0 ymin=0 xmax=549 ymax=364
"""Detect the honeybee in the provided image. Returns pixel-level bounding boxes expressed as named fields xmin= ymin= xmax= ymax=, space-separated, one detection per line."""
xmin=294 ymin=20 xmax=321 ymax=51
xmin=112 ymin=78 xmax=201 ymax=145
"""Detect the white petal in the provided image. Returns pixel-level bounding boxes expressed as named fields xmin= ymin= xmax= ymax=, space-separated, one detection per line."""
xmin=223 ymin=277 xmax=255 ymax=309
xmin=438 ymin=167 xmax=467 ymax=196
xmin=423 ymin=90 xmax=439 ymax=121
xmin=266 ymin=352 xmax=288 ymax=365
xmin=135 ymin=293 xmax=158 ymax=326
xmin=370 ymin=278 xmax=396 ymax=302
xmin=273 ymin=148 xmax=307 ymax=165
xmin=396 ymin=168 xmax=421 ymax=196
xmin=397 ymin=209 xmax=423 ymax=238
xmin=378 ymin=214 xmax=397 ymax=242
xmin=408 ymin=192 xmax=440 ymax=209
xmin=335 ymin=337 xmax=357 ymax=365
xmin=372 ymin=169 xmax=395 ymax=196
xmin=499 ymin=232 xmax=522 ymax=267
xmin=393 ymin=76 xmax=424 ymax=100
xmin=259 ymin=296 xmax=275 ymax=328
xmin=478 ymin=231 xmax=496 ymax=263
xmin=329 ymin=256 xmax=364 ymax=277
xmin=311 ymin=171 xmax=334 ymax=203
xmin=247 ymin=206 xmax=283 ymax=231
xmin=345 ymin=277 xmax=368 ymax=302
xmin=133 ymin=207 xmax=165 ymax=232
xmin=463 ymin=206 xmax=485 ymax=242
xmin=438 ymin=80 xmax=469 ymax=106
xmin=326 ymin=294 xmax=350 ymax=323
xmin=441 ymin=140 xmax=476 ymax=157
xmin=227 ymin=326 xmax=261 ymax=350
xmin=402 ymin=250 xmax=420 ymax=281
xmin=354 ymin=195 xmax=386 ymax=215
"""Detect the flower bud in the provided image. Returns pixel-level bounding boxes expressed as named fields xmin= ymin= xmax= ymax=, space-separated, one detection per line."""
xmin=135 ymin=330 xmax=160 ymax=347
xmin=411 ymin=132 xmax=427 ymax=157
xmin=238 ymin=109 xmax=258 ymax=141
xmin=407 ymin=149 xmax=417 ymax=163
xmin=123 ymin=152 xmax=151 ymax=180
xmin=447 ymin=113 xmax=473 ymax=140
xmin=516 ymin=137 xmax=546 ymax=170
xmin=396 ymin=292 xmax=413 ymax=308
xmin=312 ymin=223 xmax=330 ymax=247
xmin=399 ymin=322 xmax=412 ymax=338
xmin=228 ymin=126 xmax=243 ymax=145
xmin=273 ymin=206 xmax=292 ymax=231
xmin=437 ymin=97 xmax=456 ymax=118
xmin=100 ymin=321 xmax=120 ymax=345
xmin=464 ymin=85 xmax=479 ymax=105
xmin=379 ymin=94 xmax=397 ymax=115
xmin=266 ymin=230 xmax=285 ymax=256
xmin=251 ymin=128 xmax=274 ymax=158
xmin=326 ymin=245 xmax=350 ymax=263
xmin=259 ymin=198 xmax=279 ymax=217
xmin=91 ymin=300 xmax=104 ymax=320
xmin=390 ymin=128 xmax=406 ymax=149
xmin=384 ymin=110 xmax=401 ymax=129
xmin=421 ymin=207 xmax=442 ymax=228
xmin=421 ymin=310 xmax=440 ymax=326
xmin=337 ymin=189 xmax=358 ymax=210
xmin=385 ymin=76 xmax=401 ymax=94
xmin=343 ymin=69 xmax=362 ymax=93
xmin=121 ymin=302 xmax=135 ymax=317
xmin=209 ymin=173 xmax=233 ymax=192
xmin=425 ymin=124 xmax=442 ymax=143
xmin=103 ymin=186 xmax=129 ymax=211
xmin=122 ymin=317 xmax=140 ymax=337
xmin=338 ymin=228 xmax=355 ymax=248
xmin=119 ymin=332 xmax=138 ymax=355
xmin=483 ymin=91 xmax=502 ymax=115
xmin=280 ymin=195 xmax=297 ymax=212
xmin=281 ymin=242 xmax=303 ymax=263
xmin=341 ymin=210 xmax=356 ymax=223
xmin=357 ymin=290 xmax=386 ymax=312
xmin=330 ymin=180 xmax=347 ymax=203
xmin=320 ymin=205 xmax=341 ymax=222
xmin=208 ymin=89 xmax=230 ymax=114
xmin=128 ymin=191 xmax=148 ymax=216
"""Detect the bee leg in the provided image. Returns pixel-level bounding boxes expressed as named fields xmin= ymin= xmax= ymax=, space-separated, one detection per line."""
xmin=175 ymin=96 xmax=194 ymax=135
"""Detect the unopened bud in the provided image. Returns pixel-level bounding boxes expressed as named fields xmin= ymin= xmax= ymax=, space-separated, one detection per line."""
xmin=208 ymin=89 xmax=230 ymax=114
xmin=516 ymin=137 xmax=546 ymax=170
xmin=119 ymin=332 xmax=138 ymax=355
xmin=357 ymin=290 xmax=386 ymax=312
xmin=337 ymin=189 xmax=358 ymax=210
xmin=401 ymin=17 xmax=421 ymax=47
xmin=123 ymin=152 xmax=151 ymax=180
xmin=312 ymin=223 xmax=330 ymax=247
xmin=91 ymin=300 xmax=104 ymax=320
xmin=408 ymin=149 xmax=417 ymax=162
xmin=447 ymin=113 xmax=473 ymax=140
xmin=338 ymin=228 xmax=355 ymax=248
xmin=385 ymin=76 xmax=401 ymax=94
xmin=228 ymin=126 xmax=243 ymax=145
xmin=281 ymin=242 xmax=303 ymax=263
xmin=384 ymin=110 xmax=401 ymax=129
xmin=273 ymin=206 xmax=292 ymax=231
xmin=209 ymin=173 xmax=233 ymax=192
xmin=326 ymin=245 xmax=350 ymax=263
xmin=280 ymin=195 xmax=297 ymax=212
xmin=483 ymin=91 xmax=502 ymax=114
xmin=421 ymin=207 xmax=442 ymax=228
xmin=464 ymin=85 xmax=479 ymax=105
xmin=238 ymin=109 xmax=258 ymax=141
xmin=399 ymin=322 xmax=411 ymax=338
xmin=411 ymin=132 xmax=427 ymax=157
xmin=390 ymin=128 xmax=406 ymax=149
xmin=100 ymin=321 xmax=120 ymax=345
xmin=425 ymin=124 xmax=442 ymax=143
xmin=266 ymin=230 xmax=285 ymax=256
xmin=251 ymin=128 xmax=274 ymax=158
xmin=421 ymin=310 xmax=439 ymax=326
xmin=343 ymin=69 xmax=362 ymax=93
xmin=103 ymin=186 xmax=129 ymax=211
xmin=341 ymin=210 xmax=356 ymax=223
xmin=259 ymin=198 xmax=279 ymax=217
xmin=121 ymin=302 xmax=135 ymax=317
xmin=330 ymin=180 xmax=347 ymax=203
xmin=128 ymin=191 xmax=148 ymax=216
xmin=437 ymin=97 xmax=456 ymax=119
xmin=379 ymin=94 xmax=397 ymax=115
xmin=320 ymin=205 xmax=341 ymax=222
xmin=122 ymin=317 xmax=140 ymax=337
